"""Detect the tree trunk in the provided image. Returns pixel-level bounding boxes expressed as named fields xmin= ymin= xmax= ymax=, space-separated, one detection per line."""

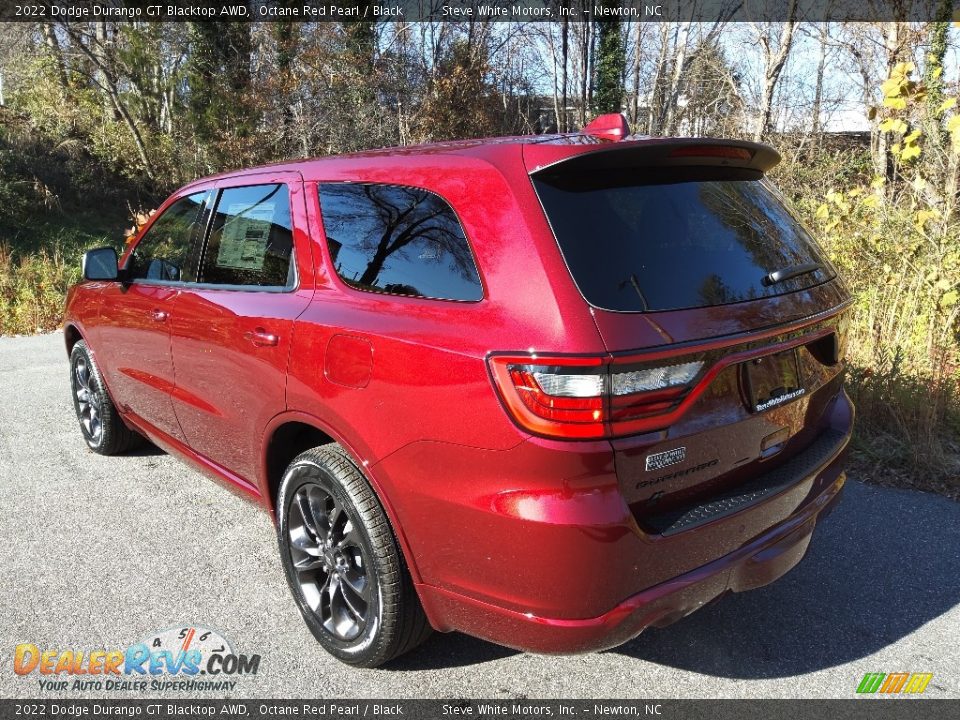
xmin=631 ymin=22 xmax=643 ymax=127
xmin=561 ymin=18 xmax=568 ymax=131
xmin=61 ymin=22 xmax=155 ymax=179
xmin=753 ymin=3 xmax=798 ymax=142
xmin=661 ymin=21 xmax=690 ymax=135
xmin=647 ymin=24 xmax=671 ymax=134
xmin=811 ymin=25 xmax=829 ymax=138
xmin=94 ymin=22 xmax=119 ymax=121
xmin=41 ymin=23 xmax=68 ymax=88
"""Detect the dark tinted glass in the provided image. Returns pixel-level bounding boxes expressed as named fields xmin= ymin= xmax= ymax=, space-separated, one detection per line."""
xmin=200 ymin=184 xmax=294 ymax=288
xmin=127 ymin=193 xmax=206 ymax=282
xmin=318 ymin=183 xmax=482 ymax=301
xmin=533 ymin=174 xmax=835 ymax=312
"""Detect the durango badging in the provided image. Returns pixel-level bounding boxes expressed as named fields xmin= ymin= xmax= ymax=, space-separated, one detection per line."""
xmin=64 ymin=114 xmax=853 ymax=667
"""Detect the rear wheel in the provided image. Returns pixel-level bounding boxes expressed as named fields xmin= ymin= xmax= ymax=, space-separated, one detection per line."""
xmin=276 ymin=444 xmax=431 ymax=667
xmin=69 ymin=340 xmax=142 ymax=455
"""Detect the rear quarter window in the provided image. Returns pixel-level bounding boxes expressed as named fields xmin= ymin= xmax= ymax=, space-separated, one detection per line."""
xmin=533 ymin=172 xmax=835 ymax=312
xmin=317 ymin=183 xmax=483 ymax=302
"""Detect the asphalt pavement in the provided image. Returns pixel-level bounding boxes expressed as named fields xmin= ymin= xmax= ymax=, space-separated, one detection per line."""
xmin=1 ymin=331 xmax=958 ymax=699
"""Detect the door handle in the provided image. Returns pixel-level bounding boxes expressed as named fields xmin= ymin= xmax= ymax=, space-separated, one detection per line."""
xmin=244 ymin=328 xmax=279 ymax=347
xmin=150 ymin=309 xmax=169 ymax=322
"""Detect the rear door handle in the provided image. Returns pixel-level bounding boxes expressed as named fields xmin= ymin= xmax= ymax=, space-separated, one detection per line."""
xmin=244 ymin=328 xmax=279 ymax=347
xmin=150 ymin=309 xmax=169 ymax=322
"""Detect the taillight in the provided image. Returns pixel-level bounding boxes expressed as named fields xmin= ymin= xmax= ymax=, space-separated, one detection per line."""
xmin=488 ymin=355 xmax=703 ymax=440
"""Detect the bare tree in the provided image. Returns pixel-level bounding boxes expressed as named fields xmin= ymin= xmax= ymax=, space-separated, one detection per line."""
xmin=750 ymin=0 xmax=799 ymax=140
xmin=55 ymin=21 xmax=156 ymax=178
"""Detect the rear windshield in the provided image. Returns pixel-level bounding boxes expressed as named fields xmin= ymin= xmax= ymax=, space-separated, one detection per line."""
xmin=533 ymin=172 xmax=835 ymax=312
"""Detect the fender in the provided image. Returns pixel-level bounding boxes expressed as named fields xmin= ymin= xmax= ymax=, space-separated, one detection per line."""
xmin=260 ymin=409 xmax=424 ymax=585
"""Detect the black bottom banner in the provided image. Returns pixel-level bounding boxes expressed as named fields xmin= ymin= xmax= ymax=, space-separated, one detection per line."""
xmin=2 ymin=699 xmax=956 ymax=720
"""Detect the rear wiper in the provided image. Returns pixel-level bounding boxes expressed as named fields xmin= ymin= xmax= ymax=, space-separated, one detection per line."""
xmin=762 ymin=262 xmax=821 ymax=287
xmin=618 ymin=274 xmax=649 ymax=311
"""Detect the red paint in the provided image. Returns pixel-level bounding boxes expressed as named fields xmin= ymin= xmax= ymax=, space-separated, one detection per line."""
xmin=64 ymin=128 xmax=854 ymax=654
xmin=582 ymin=113 xmax=631 ymax=142
xmin=325 ymin=335 xmax=374 ymax=388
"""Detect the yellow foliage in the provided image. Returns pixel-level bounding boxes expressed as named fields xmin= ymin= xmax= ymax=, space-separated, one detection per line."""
xmin=878 ymin=118 xmax=908 ymax=133
xmin=947 ymin=115 xmax=960 ymax=152
xmin=900 ymin=144 xmax=921 ymax=162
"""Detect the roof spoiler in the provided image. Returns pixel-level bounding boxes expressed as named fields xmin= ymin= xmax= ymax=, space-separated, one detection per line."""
xmin=528 ymin=134 xmax=781 ymax=176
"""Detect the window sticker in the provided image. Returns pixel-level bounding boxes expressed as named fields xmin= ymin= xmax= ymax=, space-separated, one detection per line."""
xmin=216 ymin=202 xmax=275 ymax=270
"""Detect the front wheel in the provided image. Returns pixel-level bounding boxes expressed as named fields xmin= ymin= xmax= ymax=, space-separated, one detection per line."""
xmin=69 ymin=340 xmax=142 ymax=455
xmin=276 ymin=444 xmax=431 ymax=667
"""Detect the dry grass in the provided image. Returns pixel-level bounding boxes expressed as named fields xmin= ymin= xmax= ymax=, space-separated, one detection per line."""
xmin=0 ymin=244 xmax=77 ymax=336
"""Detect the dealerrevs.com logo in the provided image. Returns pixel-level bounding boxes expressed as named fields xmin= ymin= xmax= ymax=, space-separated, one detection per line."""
xmin=14 ymin=626 xmax=260 ymax=693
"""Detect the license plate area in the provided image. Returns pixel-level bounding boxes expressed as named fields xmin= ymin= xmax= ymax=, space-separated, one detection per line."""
xmin=742 ymin=349 xmax=805 ymax=413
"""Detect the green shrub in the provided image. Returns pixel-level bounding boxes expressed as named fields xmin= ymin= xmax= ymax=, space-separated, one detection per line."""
xmin=0 ymin=245 xmax=78 ymax=335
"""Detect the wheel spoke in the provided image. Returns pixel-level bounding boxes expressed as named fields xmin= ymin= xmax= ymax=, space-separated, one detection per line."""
xmin=337 ymin=576 xmax=367 ymax=620
xmin=341 ymin=569 xmax=370 ymax=602
xmin=308 ymin=489 xmax=333 ymax=536
xmin=295 ymin=493 xmax=319 ymax=537
xmin=326 ymin=504 xmax=342 ymax=538
xmin=293 ymin=554 xmax=324 ymax=571
xmin=75 ymin=362 xmax=88 ymax=389
xmin=289 ymin=528 xmax=320 ymax=555
xmin=336 ymin=527 xmax=362 ymax=551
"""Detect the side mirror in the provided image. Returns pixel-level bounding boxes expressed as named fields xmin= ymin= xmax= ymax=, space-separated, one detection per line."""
xmin=82 ymin=247 xmax=119 ymax=281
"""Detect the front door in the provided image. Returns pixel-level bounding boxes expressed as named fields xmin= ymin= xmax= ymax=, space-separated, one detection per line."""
xmin=96 ymin=191 xmax=211 ymax=442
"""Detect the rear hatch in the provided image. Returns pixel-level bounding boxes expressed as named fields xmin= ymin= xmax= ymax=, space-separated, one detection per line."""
xmin=525 ymin=138 xmax=851 ymax=536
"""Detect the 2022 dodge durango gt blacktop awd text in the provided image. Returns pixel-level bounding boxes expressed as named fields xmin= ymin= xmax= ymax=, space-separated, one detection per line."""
xmin=64 ymin=114 xmax=854 ymax=668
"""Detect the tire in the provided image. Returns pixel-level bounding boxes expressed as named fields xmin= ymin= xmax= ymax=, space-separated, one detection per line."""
xmin=276 ymin=443 xmax=432 ymax=667
xmin=69 ymin=340 xmax=143 ymax=455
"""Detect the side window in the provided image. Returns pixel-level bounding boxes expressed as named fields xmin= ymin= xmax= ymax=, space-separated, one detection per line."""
xmin=127 ymin=192 xmax=207 ymax=282
xmin=200 ymin=184 xmax=294 ymax=288
xmin=318 ymin=183 xmax=483 ymax=301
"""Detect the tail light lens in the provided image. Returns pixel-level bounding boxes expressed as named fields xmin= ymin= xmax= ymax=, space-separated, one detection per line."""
xmin=489 ymin=355 xmax=704 ymax=440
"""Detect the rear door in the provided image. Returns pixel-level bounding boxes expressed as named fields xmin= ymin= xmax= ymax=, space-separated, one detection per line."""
xmin=97 ymin=191 xmax=212 ymax=442
xmin=169 ymin=173 xmax=313 ymax=485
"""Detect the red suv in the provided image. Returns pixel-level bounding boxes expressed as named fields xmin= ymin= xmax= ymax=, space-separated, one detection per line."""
xmin=64 ymin=115 xmax=853 ymax=667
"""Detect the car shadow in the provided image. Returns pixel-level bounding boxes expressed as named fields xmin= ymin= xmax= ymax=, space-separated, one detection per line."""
xmin=387 ymin=481 xmax=959 ymax=674
xmin=385 ymin=630 xmax=519 ymax=671
xmin=613 ymin=480 xmax=960 ymax=677
xmin=124 ymin=441 xmax=165 ymax=457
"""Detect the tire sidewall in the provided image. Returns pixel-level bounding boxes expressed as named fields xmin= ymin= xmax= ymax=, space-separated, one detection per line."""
xmin=277 ymin=456 xmax=386 ymax=662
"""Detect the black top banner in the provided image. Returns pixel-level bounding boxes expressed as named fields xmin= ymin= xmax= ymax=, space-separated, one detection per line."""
xmin=2 ymin=0 xmax=958 ymax=23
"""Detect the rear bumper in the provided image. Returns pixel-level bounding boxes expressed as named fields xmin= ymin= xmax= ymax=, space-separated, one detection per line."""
xmin=380 ymin=389 xmax=853 ymax=653
xmin=417 ymin=470 xmax=844 ymax=653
